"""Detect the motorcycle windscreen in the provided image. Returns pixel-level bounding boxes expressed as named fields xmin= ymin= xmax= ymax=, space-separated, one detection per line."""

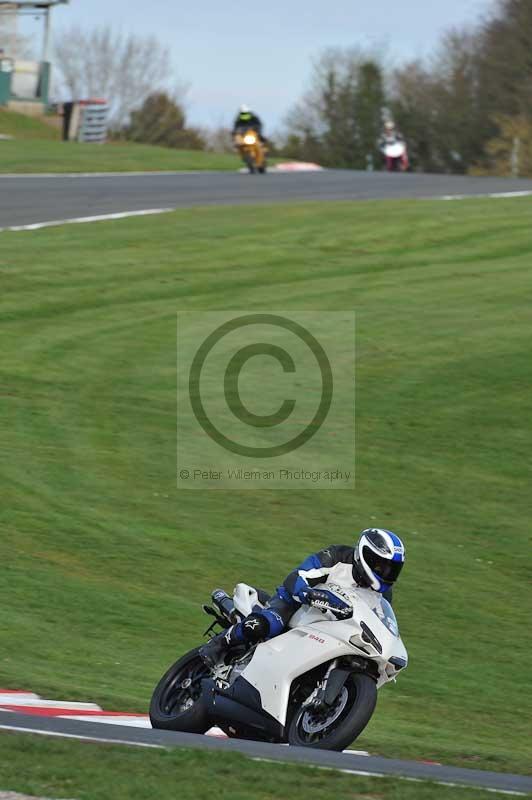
xmin=371 ymin=597 xmax=399 ymax=637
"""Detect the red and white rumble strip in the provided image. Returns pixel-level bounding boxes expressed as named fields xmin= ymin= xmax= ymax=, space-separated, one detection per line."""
xmin=0 ymin=690 xmax=226 ymax=737
xmin=0 ymin=689 xmax=370 ymax=755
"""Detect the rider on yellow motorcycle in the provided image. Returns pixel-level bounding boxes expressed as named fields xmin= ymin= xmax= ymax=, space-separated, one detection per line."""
xmin=232 ymin=105 xmax=265 ymax=141
xmin=232 ymin=105 xmax=268 ymax=174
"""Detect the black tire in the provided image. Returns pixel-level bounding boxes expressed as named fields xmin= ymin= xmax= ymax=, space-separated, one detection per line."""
xmin=288 ymin=673 xmax=377 ymax=751
xmin=244 ymin=154 xmax=256 ymax=174
xmin=258 ymin=164 xmax=267 ymax=174
xmin=149 ymin=647 xmax=210 ymax=733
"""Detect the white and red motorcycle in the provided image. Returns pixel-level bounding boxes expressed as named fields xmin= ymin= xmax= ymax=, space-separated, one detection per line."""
xmin=150 ymin=579 xmax=408 ymax=750
xmin=383 ymin=139 xmax=409 ymax=172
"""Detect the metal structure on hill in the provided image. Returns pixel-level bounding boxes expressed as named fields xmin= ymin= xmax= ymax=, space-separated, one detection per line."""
xmin=0 ymin=0 xmax=69 ymax=109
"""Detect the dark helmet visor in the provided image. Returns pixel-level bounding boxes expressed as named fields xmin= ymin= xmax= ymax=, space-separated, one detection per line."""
xmin=363 ymin=545 xmax=403 ymax=584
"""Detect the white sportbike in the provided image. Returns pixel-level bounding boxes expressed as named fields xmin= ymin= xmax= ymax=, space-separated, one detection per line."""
xmin=150 ymin=581 xmax=408 ymax=750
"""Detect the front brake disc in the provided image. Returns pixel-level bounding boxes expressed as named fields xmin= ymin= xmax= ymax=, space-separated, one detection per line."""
xmin=301 ymin=686 xmax=349 ymax=734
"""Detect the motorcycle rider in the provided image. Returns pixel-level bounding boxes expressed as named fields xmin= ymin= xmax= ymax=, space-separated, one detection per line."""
xmin=379 ymin=120 xmax=404 ymax=150
xmin=199 ymin=528 xmax=405 ymax=668
xmin=232 ymin=104 xmax=266 ymax=143
xmin=379 ymin=120 xmax=408 ymax=171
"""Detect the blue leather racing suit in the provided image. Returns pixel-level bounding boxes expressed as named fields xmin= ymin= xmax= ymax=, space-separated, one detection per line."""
xmin=233 ymin=544 xmax=392 ymax=646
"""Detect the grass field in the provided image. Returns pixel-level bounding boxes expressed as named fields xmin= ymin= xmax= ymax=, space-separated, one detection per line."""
xmin=0 ymin=109 xmax=243 ymax=172
xmin=0 ymin=734 xmax=513 ymax=800
xmin=0 ymin=139 xmax=241 ymax=173
xmin=1 ymin=197 xmax=531 ymax=782
xmin=0 ymin=108 xmax=59 ymax=141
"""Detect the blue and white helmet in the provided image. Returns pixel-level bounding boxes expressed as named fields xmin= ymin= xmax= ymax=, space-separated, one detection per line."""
xmin=353 ymin=528 xmax=405 ymax=593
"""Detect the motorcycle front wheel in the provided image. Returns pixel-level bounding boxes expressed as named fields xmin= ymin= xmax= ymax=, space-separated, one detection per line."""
xmin=149 ymin=646 xmax=210 ymax=732
xmin=243 ymin=154 xmax=256 ymax=174
xmin=288 ymin=673 xmax=377 ymax=751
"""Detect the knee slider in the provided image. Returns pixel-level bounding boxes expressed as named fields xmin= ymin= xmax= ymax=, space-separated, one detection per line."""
xmin=241 ymin=613 xmax=269 ymax=642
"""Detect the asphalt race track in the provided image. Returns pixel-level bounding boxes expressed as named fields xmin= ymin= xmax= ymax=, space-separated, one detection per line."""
xmin=1 ymin=711 xmax=531 ymax=795
xmin=2 ymin=169 xmax=532 ymax=229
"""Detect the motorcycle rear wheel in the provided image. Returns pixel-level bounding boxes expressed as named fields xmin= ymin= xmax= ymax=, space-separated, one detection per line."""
xmin=288 ymin=673 xmax=377 ymax=751
xmin=149 ymin=647 xmax=210 ymax=732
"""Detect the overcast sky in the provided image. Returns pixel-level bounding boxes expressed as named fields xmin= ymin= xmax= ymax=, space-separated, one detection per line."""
xmin=24 ymin=0 xmax=494 ymax=129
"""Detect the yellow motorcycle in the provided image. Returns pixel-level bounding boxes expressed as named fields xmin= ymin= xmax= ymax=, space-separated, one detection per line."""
xmin=234 ymin=128 xmax=268 ymax=174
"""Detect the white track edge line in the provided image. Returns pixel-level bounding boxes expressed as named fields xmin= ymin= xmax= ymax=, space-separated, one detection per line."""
xmin=335 ymin=769 xmax=528 ymax=797
xmin=252 ymin=758 xmax=528 ymax=797
xmin=0 ymin=722 xmax=163 ymax=749
xmin=0 ymin=723 xmax=526 ymax=795
xmin=0 ymin=169 xmax=320 ymax=178
xmin=440 ymin=190 xmax=532 ymax=200
xmin=0 ymin=170 xmax=231 ymax=179
xmin=2 ymin=187 xmax=532 ymax=234
xmin=0 ymin=207 xmax=175 ymax=232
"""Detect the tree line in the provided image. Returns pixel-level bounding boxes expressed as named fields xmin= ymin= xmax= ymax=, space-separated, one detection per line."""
xmin=282 ymin=0 xmax=532 ymax=176
xmin=52 ymin=26 xmax=205 ymax=149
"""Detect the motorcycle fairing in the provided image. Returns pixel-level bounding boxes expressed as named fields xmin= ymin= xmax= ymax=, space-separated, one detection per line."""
xmin=384 ymin=141 xmax=406 ymax=158
xmin=239 ymin=626 xmax=355 ymax=726
xmin=237 ymin=583 xmax=407 ymax=725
